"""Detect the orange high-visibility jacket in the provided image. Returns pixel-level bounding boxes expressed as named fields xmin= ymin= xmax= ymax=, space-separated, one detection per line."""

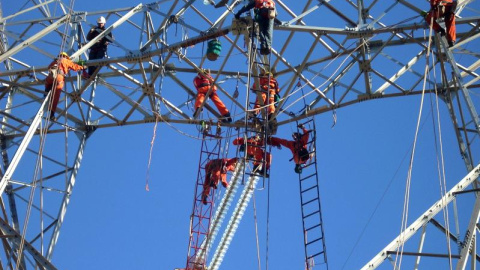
xmin=268 ymin=127 xmax=310 ymax=164
xmin=48 ymin=57 xmax=84 ymax=78
xmin=193 ymin=73 xmax=217 ymax=94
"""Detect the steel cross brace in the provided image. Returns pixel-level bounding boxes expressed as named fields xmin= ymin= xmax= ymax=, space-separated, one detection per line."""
xmin=361 ymin=164 xmax=480 ymax=269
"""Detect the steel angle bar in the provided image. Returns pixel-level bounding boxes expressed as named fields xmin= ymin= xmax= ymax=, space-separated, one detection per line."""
xmin=96 ymin=77 xmax=150 ymax=117
xmin=0 ymin=94 xmax=50 ymax=196
xmin=375 ymin=49 xmax=429 ymax=94
xmin=361 ymin=164 xmax=480 ymax=270
xmin=274 ymin=36 xmax=321 ymax=118
xmin=46 ymin=132 xmax=88 ymax=259
xmin=0 ymin=217 xmax=57 ymax=270
xmin=0 ymin=14 xmax=70 ymax=63
xmin=456 ymin=194 xmax=480 ymax=269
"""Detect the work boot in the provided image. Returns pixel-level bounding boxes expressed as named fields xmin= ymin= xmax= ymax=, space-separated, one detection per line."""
xmin=221 ymin=112 xmax=232 ymax=123
xmin=439 ymin=28 xmax=446 ymax=37
xmin=221 ymin=181 xmax=228 ymax=188
xmin=260 ymin=48 xmax=270 ymax=55
xmin=202 ymin=195 xmax=208 ymax=205
xmin=210 ymin=181 xmax=218 ymax=189
xmin=82 ymin=70 xmax=90 ymax=80
xmin=258 ymin=168 xmax=269 ymax=178
xmin=49 ymin=112 xmax=56 ymax=122
xmin=448 ymin=40 xmax=455 ymax=48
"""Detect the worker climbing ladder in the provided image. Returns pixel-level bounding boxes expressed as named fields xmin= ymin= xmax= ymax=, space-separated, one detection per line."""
xmin=296 ymin=119 xmax=328 ymax=270
xmin=235 ymin=15 xmax=275 ymax=181
xmin=185 ymin=122 xmax=222 ymax=270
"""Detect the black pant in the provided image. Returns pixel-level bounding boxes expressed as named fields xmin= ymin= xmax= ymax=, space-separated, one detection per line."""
xmin=256 ymin=16 xmax=273 ymax=50
xmin=88 ymin=49 xmax=106 ymax=76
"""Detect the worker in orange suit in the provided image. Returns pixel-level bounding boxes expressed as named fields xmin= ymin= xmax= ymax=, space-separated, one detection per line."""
xmin=233 ymin=135 xmax=272 ymax=177
xmin=201 ymin=158 xmax=238 ymax=205
xmin=267 ymin=124 xmax=311 ymax=174
xmin=251 ymin=70 xmax=279 ymax=120
xmin=425 ymin=0 xmax=456 ymax=47
xmin=44 ymin=52 xmax=86 ymax=121
xmin=193 ymin=69 xmax=232 ymax=123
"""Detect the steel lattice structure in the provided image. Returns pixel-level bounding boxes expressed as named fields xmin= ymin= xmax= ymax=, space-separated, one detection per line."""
xmin=1 ymin=0 xmax=480 ymax=269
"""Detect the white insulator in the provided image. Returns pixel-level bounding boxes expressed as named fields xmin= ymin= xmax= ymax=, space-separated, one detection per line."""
xmin=209 ymin=175 xmax=260 ymax=270
xmin=194 ymin=161 xmax=245 ymax=263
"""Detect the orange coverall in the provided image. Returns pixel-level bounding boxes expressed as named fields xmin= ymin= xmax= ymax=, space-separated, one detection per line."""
xmin=193 ymin=73 xmax=229 ymax=116
xmin=268 ymin=127 xmax=310 ymax=165
xmin=202 ymin=158 xmax=238 ymax=204
xmin=426 ymin=0 xmax=456 ymax=45
xmin=45 ymin=57 xmax=84 ymax=117
xmin=252 ymin=76 xmax=279 ymax=115
xmin=233 ymin=137 xmax=272 ymax=170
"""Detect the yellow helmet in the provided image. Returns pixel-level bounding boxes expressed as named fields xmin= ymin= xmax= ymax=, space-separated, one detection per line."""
xmin=58 ymin=52 xmax=70 ymax=59
xmin=260 ymin=69 xmax=271 ymax=77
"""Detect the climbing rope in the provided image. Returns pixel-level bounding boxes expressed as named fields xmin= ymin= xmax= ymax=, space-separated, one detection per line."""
xmin=393 ymin=13 xmax=435 ymax=270
xmin=15 ymin=1 xmax=77 ymax=267
xmin=429 ymin=31 xmax=454 ymax=267
xmin=252 ymin=193 xmax=262 ymax=270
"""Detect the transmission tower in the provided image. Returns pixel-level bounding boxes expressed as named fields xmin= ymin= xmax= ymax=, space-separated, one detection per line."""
xmin=0 ymin=0 xmax=480 ymax=269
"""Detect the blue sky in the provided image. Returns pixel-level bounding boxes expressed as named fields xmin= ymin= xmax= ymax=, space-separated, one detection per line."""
xmin=1 ymin=0 xmax=480 ymax=269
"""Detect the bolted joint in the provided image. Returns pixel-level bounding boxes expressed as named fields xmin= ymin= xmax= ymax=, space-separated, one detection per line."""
xmin=142 ymin=83 xmax=155 ymax=95
xmin=69 ymin=91 xmax=82 ymax=103
xmin=169 ymin=15 xmax=179 ymax=24
xmin=361 ymin=8 xmax=369 ymax=20
xmin=359 ymin=60 xmax=372 ymax=72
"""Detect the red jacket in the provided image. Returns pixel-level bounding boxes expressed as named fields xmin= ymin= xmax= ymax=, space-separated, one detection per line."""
xmin=268 ymin=127 xmax=310 ymax=164
xmin=252 ymin=77 xmax=279 ymax=93
xmin=430 ymin=0 xmax=454 ymax=8
xmin=255 ymin=0 xmax=275 ymax=9
xmin=193 ymin=73 xmax=217 ymax=94
xmin=233 ymin=137 xmax=265 ymax=157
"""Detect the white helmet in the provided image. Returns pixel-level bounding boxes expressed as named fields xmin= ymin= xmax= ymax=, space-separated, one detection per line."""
xmin=97 ymin=16 xmax=106 ymax=24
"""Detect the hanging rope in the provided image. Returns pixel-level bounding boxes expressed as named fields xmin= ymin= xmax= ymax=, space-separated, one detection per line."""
xmin=428 ymin=33 xmax=454 ymax=268
xmin=252 ymin=193 xmax=262 ymax=270
xmin=15 ymin=1 xmax=77 ymax=267
xmin=393 ymin=12 xmax=436 ymax=270
xmin=145 ymin=58 xmax=167 ymax=191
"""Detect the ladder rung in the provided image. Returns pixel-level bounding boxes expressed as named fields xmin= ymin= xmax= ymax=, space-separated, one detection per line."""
xmin=306 ymin=251 xmax=325 ymax=260
xmin=303 ymin=210 xmax=320 ymax=219
xmin=305 ymin=223 xmax=321 ymax=232
xmin=306 ymin=237 xmax=322 ymax=246
xmin=201 ymin=150 xmax=219 ymax=155
xmin=253 ymin=61 xmax=269 ymax=66
xmin=300 ymin=173 xmax=316 ymax=181
xmin=301 ymin=119 xmax=314 ymax=126
xmin=302 ymin=162 xmax=316 ymax=170
xmin=302 ymin=197 xmax=318 ymax=206
xmin=301 ymin=185 xmax=318 ymax=194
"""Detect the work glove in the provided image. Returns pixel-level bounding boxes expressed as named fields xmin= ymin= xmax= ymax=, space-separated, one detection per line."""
xmin=297 ymin=124 xmax=304 ymax=129
xmin=420 ymin=10 xmax=428 ymax=17
xmin=76 ymin=59 xmax=86 ymax=66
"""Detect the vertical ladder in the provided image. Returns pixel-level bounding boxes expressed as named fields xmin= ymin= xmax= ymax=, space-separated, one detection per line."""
xmin=297 ymin=119 xmax=328 ymax=270
xmin=243 ymin=24 xmax=275 ymax=181
xmin=186 ymin=122 xmax=222 ymax=270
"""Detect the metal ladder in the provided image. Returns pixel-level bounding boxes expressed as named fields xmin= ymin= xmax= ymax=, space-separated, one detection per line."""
xmin=297 ymin=119 xmax=328 ymax=270
xmin=185 ymin=122 xmax=222 ymax=270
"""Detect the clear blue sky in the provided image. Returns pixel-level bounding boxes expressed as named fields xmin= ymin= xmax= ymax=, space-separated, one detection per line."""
xmin=2 ymin=0 xmax=480 ymax=269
